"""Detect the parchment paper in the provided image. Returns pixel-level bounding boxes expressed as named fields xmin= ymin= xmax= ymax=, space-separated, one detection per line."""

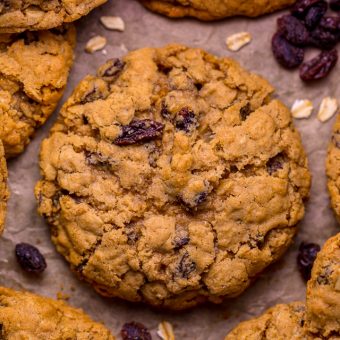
xmin=1 ymin=0 xmax=339 ymax=339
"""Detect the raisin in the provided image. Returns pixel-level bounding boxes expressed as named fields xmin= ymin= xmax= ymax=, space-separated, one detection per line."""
xmin=175 ymin=107 xmax=198 ymax=133
xmin=304 ymin=2 xmax=327 ymax=29
xmin=309 ymin=27 xmax=339 ymax=50
xmin=121 ymin=322 xmax=151 ymax=340
xmin=292 ymin=0 xmax=326 ymax=17
xmin=267 ymin=154 xmax=284 ymax=175
xmin=160 ymin=102 xmax=171 ymax=119
xmin=297 ymin=242 xmax=320 ymax=280
xmin=173 ymin=226 xmax=190 ymax=249
xmin=176 ymin=252 xmax=196 ymax=278
xmin=320 ymin=16 xmax=340 ymax=32
xmin=15 ymin=243 xmax=47 ymax=274
xmin=277 ymin=15 xmax=310 ymax=46
xmin=300 ymin=49 xmax=338 ymax=81
xmin=316 ymin=267 xmax=332 ymax=284
xmin=97 ymin=58 xmax=125 ymax=79
xmin=272 ymin=33 xmax=305 ymax=69
xmin=330 ymin=0 xmax=340 ymax=11
xmin=114 ymin=119 xmax=164 ymax=146
xmin=240 ymin=103 xmax=251 ymax=121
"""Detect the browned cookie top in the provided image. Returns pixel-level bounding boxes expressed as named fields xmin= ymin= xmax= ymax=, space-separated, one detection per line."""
xmin=139 ymin=0 xmax=296 ymax=20
xmin=35 ymin=44 xmax=310 ymax=310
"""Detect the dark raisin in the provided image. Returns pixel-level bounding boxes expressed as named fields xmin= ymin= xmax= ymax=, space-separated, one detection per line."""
xmin=277 ymin=15 xmax=310 ymax=46
xmin=160 ymin=102 xmax=171 ymax=119
xmin=300 ymin=49 xmax=338 ymax=81
xmin=195 ymin=83 xmax=203 ymax=91
xmin=292 ymin=0 xmax=326 ymax=17
xmin=330 ymin=0 xmax=340 ymax=11
xmin=81 ymin=85 xmax=107 ymax=104
xmin=15 ymin=243 xmax=47 ymax=274
xmin=240 ymin=103 xmax=251 ymax=121
xmin=173 ymin=226 xmax=190 ymax=249
xmin=297 ymin=242 xmax=320 ymax=280
xmin=267 ymin=154 xmax=284 ymax=175
xmin=319 ymin=16 xmax=340 ymax=32
xmin=121 ymin=322 xmax=151 ymax=340
xmin=309 ymin=27 xmax=339 ymax=50
xmin=114 ymin=119 xmax=164 ymax=146
xmin=175 ymin=107 xmax=197 ymax=133
xmin=195 ymin=192 xmax=207 ymax=205
xmin=304 ymin=2 xmax=327 ymax=29
xmin=272 ymin=33 xmax=305 ymax=69
xmin=176 ymin=252 xmax=196 ymax=278
xmin=97 ymin=58 xmax=125 ymax=79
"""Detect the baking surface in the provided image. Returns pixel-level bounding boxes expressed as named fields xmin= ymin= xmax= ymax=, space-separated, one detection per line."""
xmin=0 ymin=0 xmax=339 ymax=339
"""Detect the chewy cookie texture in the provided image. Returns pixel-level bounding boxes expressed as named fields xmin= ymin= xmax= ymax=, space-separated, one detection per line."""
xmin=35 ymin=44 xmax=311 ymax=310
xmin=0 ymin=26 xmax=75 ymax=158
xmin=139 ymin=0 xmax=296 ymax=20
xmin=327 ymin=113 xmax=340 ymax=221
xmin=0 ymin=141 xmax=8 ymax=235
xmin=0 ymin=0 xmax=107 ymax=33
xmin=0 ymin=287 xmax=114 ymax=339
xmin=225 ymin=233 xmax=340 ymax=339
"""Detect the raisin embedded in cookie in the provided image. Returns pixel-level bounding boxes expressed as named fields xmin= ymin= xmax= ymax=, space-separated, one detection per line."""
xmin=0 ymin=26 xmax=75 ymax=158
xmin=0 ymin=140 xmax=8 ymax=235
xmin=0 ymin=0 xmax=106 ymax=33
xmin=225 ymin=233 xmax=340 ymax=339
xmin=139 ymin=0 xmax=296 ymax=20
xmin=0 ymin=286 xmax=114 ymax=339
xmin=35 ymin=44 xmax=311 ymax=310
xmin=326 ymin=114 xmax=340 ymax=222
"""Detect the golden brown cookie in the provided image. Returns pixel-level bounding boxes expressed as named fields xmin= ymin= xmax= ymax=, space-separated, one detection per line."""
xmin=225 ymin=233 xmax=340 ymax=339
xmin=326 ymin=114 xmax=340 ymax=222
xmin=139 ymin=0 xmax=296 ymax=21
xmin=0 ymin=0 xmax=106 ymax=33
xmin=0 ymin=26 xmax=75 ymax=158
xmin=0 ymin=286 xmax=114 ymax=339
xmin=35 ymin=44 xmax=310 ymax=310
xmin=0 ymin=140 xmax=8 ymax=235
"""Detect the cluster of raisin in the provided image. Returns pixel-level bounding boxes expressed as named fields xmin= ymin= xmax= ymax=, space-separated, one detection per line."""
xmin=272 ymin=0 xmax=340 ymax=80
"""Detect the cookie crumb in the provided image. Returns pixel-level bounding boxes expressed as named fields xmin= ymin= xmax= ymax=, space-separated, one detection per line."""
xmin=226 ymin=32 xmax=252 ymax=51
xmin=157 ymin=321 xmax=175 ymax=340
xmin=85 ymin=36 xmax=107 ymax=53
xmin=317 ymin=97 xmax=338 ymax=122
xmin=100 ymin=16 xmax=125 ymax=31
xmin=291 ymin=99 xmax=313 ymax=119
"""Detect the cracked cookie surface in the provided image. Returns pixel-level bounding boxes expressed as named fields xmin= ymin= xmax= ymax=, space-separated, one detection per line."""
xmin=35 ymin=44 xmax=310 ymax=310
xmin=0 ymin=141 xmax=8 ymax=235
xmin=139 ymin=0 xmax=296 ymax=21
xmin=0 ymin=286 xmax=114 ymax=339
xmin=0 ymin=0 xmax=106 ymax=33
xmin=0 ymin=26 xmax=75 ymax=158
xmin=225 ymin=233 xmax=340 ymax=339
xmin=326 ymin=114 xmax=340 ymax=222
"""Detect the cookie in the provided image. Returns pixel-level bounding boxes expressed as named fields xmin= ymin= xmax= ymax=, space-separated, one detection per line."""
xmin=0 ymin=286 xmax=114 ymax=339
xmin=139 ymin=0 xmax=296 ymax=21
xmin=35 ymin=44 xmax=311 ymax=310
xmin=326 ymin=114 xmax=340 ymax=222
xmin=0 ymin=141 xmax=8 ymax=235
xmin=0 ymin=26 xmax=75 ymax=158
xmin=225 ymin=233 xmax=340 ymax=339
xmin=0 ymin=0 xmax=106 ymax=33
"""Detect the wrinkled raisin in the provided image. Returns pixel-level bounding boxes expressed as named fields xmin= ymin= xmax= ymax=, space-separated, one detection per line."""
xmin=330 ymin=0 xmax=340 ymax=11
xmin=304 ymin=2 xmax=327 ymax=29
xmin=114 ymin=119 xmax=164 ymax=146
xmin=15 ymin=243 xmax=47 ymax=274
xmin=81 ymin=86 xmax=105 ymax=104
xmin=292 ymin=0 xmax=326 ymax=17
xmin=175 ymin=107 xmax=197 ymax=133
xmin=177 ymin=252 xmax=196 ymax=278
xmin=160 ymin=102 xmax=171 ymax=119
xmin=121 ymin=322 xmax=151 ymax=340
xmin=267 ymin=154 xmax=284 ymax=175
xmin=97 ymin=58 xmax=125 ymax=79
xmin=297 ymin=242 xmax=320 ymax=280
xmin=173 ymin=226 xmax=190 ymax=249
xmin=309 ymin=27 xmax=339 ymax=50
xmin=240 ymin=103 xmax=251 ymax=121
xmin=272 ymin=33 xmax=305 ymax=69
xmin=277 ymin=15 xmax=310 ymax=46
xmin=300 ymin=49 xmax=338 ymax=81
xmin=320 ymin=16 xmax=340 ymax=32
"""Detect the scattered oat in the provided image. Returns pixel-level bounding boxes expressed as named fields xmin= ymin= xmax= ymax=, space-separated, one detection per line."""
xmin=102 ymin=49 xmax=107 ymax=55
xmin=100 ymin=16 xmax=125 ymax=31
xmin=226 ymin=32 xmax=252 ymax=52
xmin=85 ymin=35 xmax=107 ymax=53
xmin=157 ymin=321 xmax=175 ymax=340
xmin=317 ymin=97 xmax=338 ymax=122
xmin=291 ymin=99 xmax=313 ymax=119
